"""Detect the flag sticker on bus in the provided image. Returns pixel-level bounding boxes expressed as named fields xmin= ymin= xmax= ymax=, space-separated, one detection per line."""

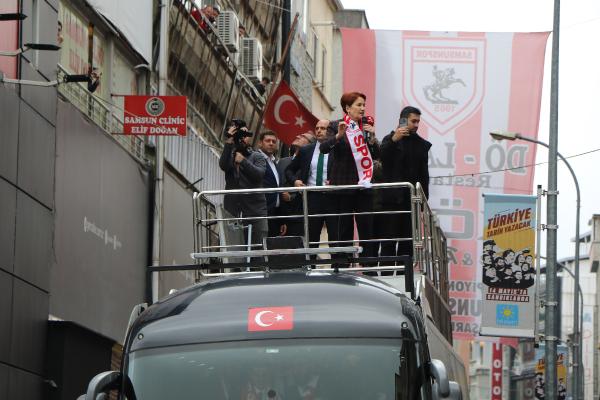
xmin=248 ymin=307 xmax=294 ymax=332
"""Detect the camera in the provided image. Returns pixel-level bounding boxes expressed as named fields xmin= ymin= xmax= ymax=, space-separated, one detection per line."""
xmin=228 ymin=118 xmax=254 ymax=156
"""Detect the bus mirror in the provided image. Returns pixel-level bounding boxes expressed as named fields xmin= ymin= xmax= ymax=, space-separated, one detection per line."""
xmin=429 ymin=359 xmax=450 ymax=398
xmin=448 ymin=381 xmax=462 ymax=400
xmin=79 ymin=371 xmax=121 ymax=400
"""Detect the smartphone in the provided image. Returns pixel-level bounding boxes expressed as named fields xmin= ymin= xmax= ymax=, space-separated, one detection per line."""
xmin=398 ymin=117 xmax=408 ymax=127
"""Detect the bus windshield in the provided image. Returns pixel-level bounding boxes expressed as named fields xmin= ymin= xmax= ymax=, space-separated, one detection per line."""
xmin=126 ymin=338 xmax=418 ymax=400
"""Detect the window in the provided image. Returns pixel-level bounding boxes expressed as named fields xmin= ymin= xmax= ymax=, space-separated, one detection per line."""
xmin=311 ymin=31 xmax=318 ymax=78
xmin=127 ymin=339 xmax=407 ymax=400
xmin=292 ymin=0 xmax=308 ymax=42
xmin=309 ymin=29 xmax=317 ymax=60
xmin=320 ymin=45 xmax=327 ymax=87
xmin=58 ymin=1 xmax=108 ymax=99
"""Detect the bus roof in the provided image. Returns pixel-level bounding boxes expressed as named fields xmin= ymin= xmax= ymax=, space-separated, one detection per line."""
xmin=128 ymin=271 xmax=424 ymax=351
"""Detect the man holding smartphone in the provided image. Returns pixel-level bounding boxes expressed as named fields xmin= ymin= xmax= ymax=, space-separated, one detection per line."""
xmin=379 ymin=106 xmax=432 ymax=262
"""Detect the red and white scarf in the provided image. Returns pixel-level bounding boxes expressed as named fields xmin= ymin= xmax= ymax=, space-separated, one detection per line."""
xmin=343 ymin=114 xmax=373 ymax=187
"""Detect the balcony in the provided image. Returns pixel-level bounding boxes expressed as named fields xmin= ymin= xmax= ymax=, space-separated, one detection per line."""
xmin=167 ymin=0 xmax=282 ymax=148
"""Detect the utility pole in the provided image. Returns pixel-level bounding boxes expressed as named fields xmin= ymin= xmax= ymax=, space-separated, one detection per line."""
xmin=545 ymin=0 xmax=561 ymax=397
xmin=152 ymin=0 xmax=169 ymax=303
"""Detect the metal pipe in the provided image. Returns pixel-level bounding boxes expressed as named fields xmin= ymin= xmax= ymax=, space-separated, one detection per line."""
xmin=151 ymin=0 xmax=170 ymax=304
xmin=516 ymin=134 xmax=581 ymax=399
xmin=546 ymin=0 xmax=561 ymax=395
xmin=282 ymin=0 xmax=291 ymax=83
xmin=302 ymin=190 xmax=310 ymax=248
xmin=535 ymin=185 xmax=543 ymax=345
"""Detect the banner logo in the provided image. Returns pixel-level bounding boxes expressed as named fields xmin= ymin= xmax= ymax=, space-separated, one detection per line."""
xmin=145 ymin=97 xmax=165 ymax=117
xmin=403 ymin=38 xmax=486 ymax=134
xmin=496 ymin=304 xmax=519 ymax=326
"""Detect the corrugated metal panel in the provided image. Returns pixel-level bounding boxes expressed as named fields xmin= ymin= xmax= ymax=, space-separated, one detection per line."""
xmin=152 ymin=128 xmax=225 ymax=205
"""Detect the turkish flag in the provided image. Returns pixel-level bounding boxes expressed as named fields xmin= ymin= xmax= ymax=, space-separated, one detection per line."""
xmin=263 ymin=81 xmax=319 ymax=146
xmin=248 ymin=306 xmax=294 ymax=332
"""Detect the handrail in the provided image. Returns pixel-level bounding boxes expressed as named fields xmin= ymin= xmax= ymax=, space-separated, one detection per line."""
xmin=192 ymin=182 xmax=447 ymax=281
xmin=189 ymin=180 xmax=451 ymax=338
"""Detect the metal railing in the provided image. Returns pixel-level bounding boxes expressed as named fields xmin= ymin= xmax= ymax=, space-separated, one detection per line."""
xmin=57 ymin=65 xmax=146 ymax=163
xmin=193 ymin=182 xmax=449 ymax=287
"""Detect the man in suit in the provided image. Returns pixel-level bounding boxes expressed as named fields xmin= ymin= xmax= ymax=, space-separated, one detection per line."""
xmin=258 ymin=131 xmax=288 ymax=237
xmin=219 ymin=120 xmax=267 ymax=247
xmin=277 ymin=133 xmax=315 ymax=237
xmin=285 ymin=120 xmax=337 ymax=248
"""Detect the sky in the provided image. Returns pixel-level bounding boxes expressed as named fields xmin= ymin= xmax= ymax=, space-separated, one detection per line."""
xmin=340 ymin=0 xmax=600 ymax=261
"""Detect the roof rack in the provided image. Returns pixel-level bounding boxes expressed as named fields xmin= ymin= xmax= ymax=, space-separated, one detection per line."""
xmin=149 ymin=182 xmax=451 ymax=337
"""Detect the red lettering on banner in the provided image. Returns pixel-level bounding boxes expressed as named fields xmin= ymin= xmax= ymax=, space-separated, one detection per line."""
xmin=360 ymin=157 xmax=372 ymax=169
xmin=353 ymin=134 xmax=365 ymax=147
xmin=358 ymin=144 xmax=370 ymax=157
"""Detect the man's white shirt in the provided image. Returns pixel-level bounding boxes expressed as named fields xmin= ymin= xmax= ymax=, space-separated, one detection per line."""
xmin=307 ymin=144 xmax=328 ymax=186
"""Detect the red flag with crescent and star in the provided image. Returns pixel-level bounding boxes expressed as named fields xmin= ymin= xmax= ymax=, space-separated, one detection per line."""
xmin=263 ymin=81 xmax=319 ymax=146
xmin=248 ymin=306 xmax=294 ymax=332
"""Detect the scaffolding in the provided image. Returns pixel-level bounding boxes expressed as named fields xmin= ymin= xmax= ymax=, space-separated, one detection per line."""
xmin=167 ymin=0 xmax=283 ymax=149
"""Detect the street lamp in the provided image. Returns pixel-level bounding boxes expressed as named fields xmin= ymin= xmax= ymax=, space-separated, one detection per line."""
xmin=490 ymin=130 xmax=583 ymax=399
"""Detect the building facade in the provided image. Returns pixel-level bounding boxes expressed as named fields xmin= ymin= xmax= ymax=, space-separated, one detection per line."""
xmin=0 ymin=0 xmax=286 ymax=398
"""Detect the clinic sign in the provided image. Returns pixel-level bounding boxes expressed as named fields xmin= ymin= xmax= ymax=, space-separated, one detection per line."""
xmin=124 ymin=95 xmax=187 ymax=136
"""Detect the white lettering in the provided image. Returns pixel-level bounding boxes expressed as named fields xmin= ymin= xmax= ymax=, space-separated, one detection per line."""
xmin=83 ymin=216 xmax=122 ymax=251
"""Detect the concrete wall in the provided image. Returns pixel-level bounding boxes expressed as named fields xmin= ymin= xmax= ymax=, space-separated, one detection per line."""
xmin=309 ymin=0 xmax=338 ymax=119
xmin=51 ymin=99 xmax=150 ymax=342
xmin=157 ymin=168 xmax=197 ymax=299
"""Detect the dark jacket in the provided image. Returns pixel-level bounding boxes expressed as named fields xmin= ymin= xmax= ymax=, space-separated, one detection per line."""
xmin=259 ymin=151 xmax=285 ymax=213
xmin=284 ymin=142 xmax=334 ymax=185
xmin=219 ymin=143 xmax=267 ymax=217
xmin=320 ymin=119 xmax=380 ymax=186
xmin=380 ymin=130 xmax=431 ymax=203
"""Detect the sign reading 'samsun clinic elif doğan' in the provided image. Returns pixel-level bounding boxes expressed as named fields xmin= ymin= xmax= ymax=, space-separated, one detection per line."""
xmin=124 ymin=95 xmax=187 ymax=136
xmin=480 ymin=194 xmax=538 ymax=338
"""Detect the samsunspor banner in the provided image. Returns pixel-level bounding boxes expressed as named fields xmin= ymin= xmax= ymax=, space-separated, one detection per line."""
xmin=341 ymin=30 xmax=549 ymax=340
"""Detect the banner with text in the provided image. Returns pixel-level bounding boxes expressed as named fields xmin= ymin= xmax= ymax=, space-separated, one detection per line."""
xmin=534 ymin=344 xmax=568 ymax=399
xmin=480 ymin=194 xmax=537 ymax=337
xmin=124 ymin=95 xmax=187 ymax=136
xmin=341 ymin=30 xmax=549 ymax=339
xmin=491 ymin=343 xmax=503 ymax=400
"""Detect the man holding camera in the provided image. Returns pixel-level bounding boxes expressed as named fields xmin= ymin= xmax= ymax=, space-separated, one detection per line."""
xmin=380 ymin=106 xmax=431 ymax=260
xmin=219 ymin=119 xmax=268 ymax=247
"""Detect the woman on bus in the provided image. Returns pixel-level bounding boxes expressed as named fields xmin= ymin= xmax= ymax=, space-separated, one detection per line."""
xmin=320 ymin=92 xmax=380 ymax=264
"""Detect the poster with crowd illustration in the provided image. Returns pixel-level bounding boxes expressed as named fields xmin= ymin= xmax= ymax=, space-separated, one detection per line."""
xmin=534 ymin=344 xmax=568 ymax=399
xmin=480 ymin=194 xmax=538 ymax=338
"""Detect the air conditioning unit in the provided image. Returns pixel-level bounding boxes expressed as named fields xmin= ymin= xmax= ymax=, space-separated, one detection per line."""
xmin=240 ymin=37 xmax=263 ymax=82
xmin=216 ymin=10 xmax=239 ymax=53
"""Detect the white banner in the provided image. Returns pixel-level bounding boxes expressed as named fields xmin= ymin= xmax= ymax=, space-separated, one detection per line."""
xmin=87 ymin=0 xmax=153 ymax=62
xmin=341 ymin=30 xmax=549 ymax=340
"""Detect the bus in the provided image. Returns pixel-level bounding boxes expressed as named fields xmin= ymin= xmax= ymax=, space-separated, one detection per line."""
xmin=80 ymin=182 xmax=467 ymax=400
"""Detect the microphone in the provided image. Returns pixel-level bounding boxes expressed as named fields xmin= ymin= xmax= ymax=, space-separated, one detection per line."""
xmin=361 ymin=115 xmax=374 ymax=140
xmin=362 ymin=115 xmax=375 ymax=126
